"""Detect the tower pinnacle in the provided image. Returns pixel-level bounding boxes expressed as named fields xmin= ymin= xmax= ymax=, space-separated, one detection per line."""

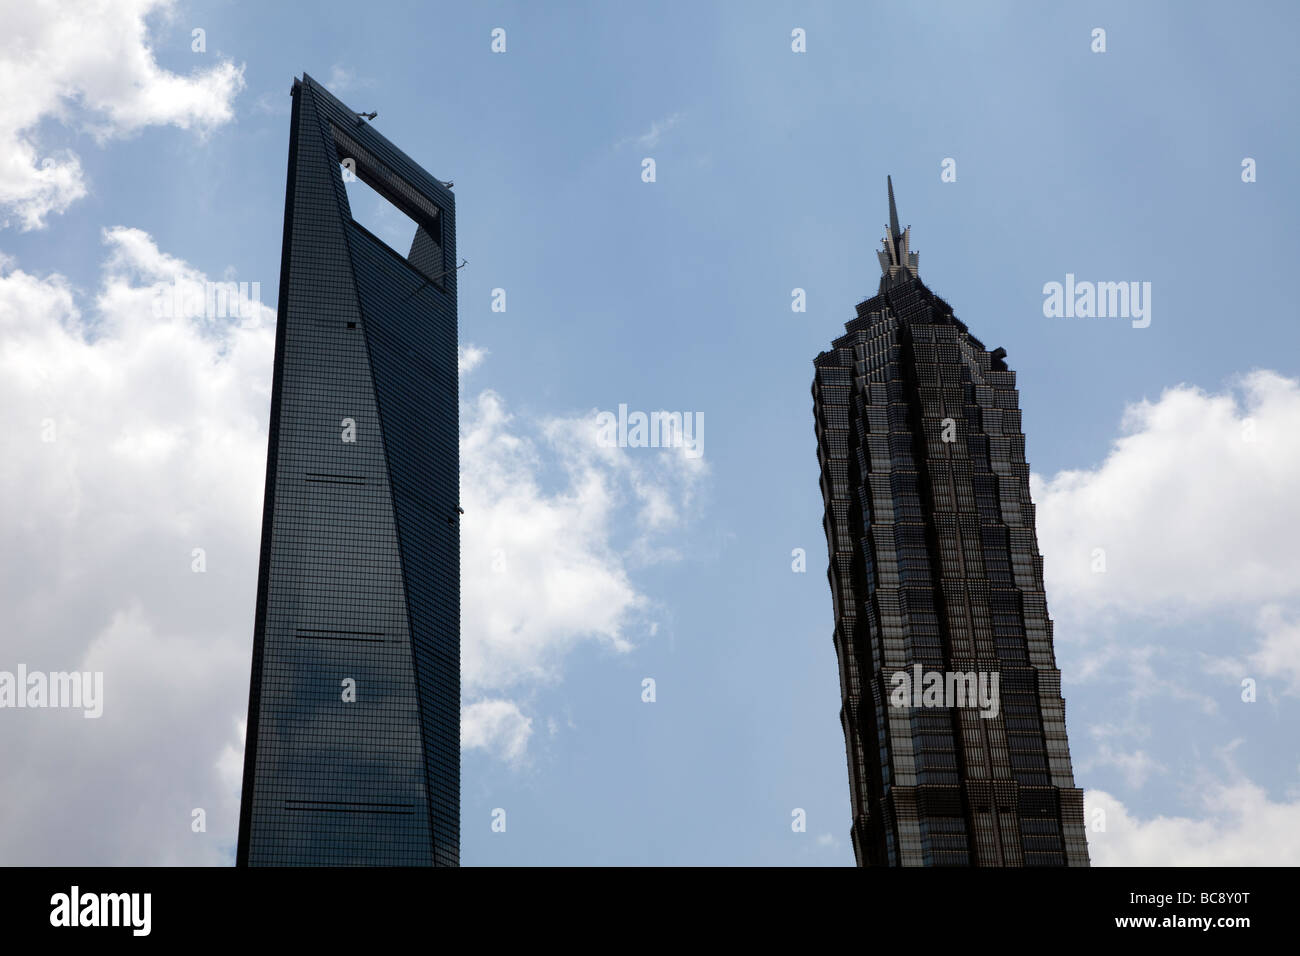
xmin=877 ymin=175 xmax=919 ymax=281
xmin=887 ymin=174 xmax=901 ymax=241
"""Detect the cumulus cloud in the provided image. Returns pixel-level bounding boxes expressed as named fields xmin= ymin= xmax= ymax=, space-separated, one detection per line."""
xmin=1203 ymin=604 xmax=1300 ymax=700
xmin=461 ymin=699 xmax=533 ymax=764
xmin=0 ymin=228 xmax=271 ymax=864
xmin=1086 ymin=780 xmax=1300 ymax=866
xmin=461 ymin=387 xmax=645 ymax=692
xmin=1034 ymin=371 xmax=1300 ymax=616
xmin=457 ymin=368 xmax=705 ymax=762
xmin=1 ymin=0 xmax=245 ymax=229
xmin=1244 ymin=605 xmax=1300 ymax=696
xmin=1034 ymin=371 xmax=1300 ymax=717
xmin=1033 ymin=374 xmax=1300 ymax=863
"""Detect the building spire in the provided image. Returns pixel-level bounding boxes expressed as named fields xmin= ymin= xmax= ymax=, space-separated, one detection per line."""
xmin=877 ymin=175 xmax=919 ymax=281
xmin=887 ymin=174 xmax=901 ymax=242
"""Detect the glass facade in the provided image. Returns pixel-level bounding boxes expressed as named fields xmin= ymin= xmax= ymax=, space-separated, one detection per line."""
xmin=812 ymin=179 xmax=1088 ymax=866
xmin=237 ymin=74 xmax=459 ymax=866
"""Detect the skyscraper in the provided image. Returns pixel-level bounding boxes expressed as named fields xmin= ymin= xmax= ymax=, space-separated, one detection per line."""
xmin=237 ymin=74 xmax=459 ymax=866
xmin=811 ymin=179 xmax=1088 ymax=867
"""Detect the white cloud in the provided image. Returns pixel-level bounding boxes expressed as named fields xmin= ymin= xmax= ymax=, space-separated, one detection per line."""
xmin=542 ymin=410 xmax=706 ymax=550
xmin=458 ymin=384 xmax=703 ymax=697
xmin=0 ymin=229 xmax=271 ymax=864
xmin=1034 ymin=371 xmax=1300 ymax=616
xmin=458 ymin=343 xmax=488 ymax=376
xmin=1246 ymin=605 xmax=1300 ymax=695
xmin=1205 ymin=604 xmax=1300 ymax=699
xmin=615 ymin=112 xmax=683 ymax=150
xmin=1035 ymin=372 xmax=1300 ymax=718
xmin=1086 ymin=780 xmax=1300 ymax=865
xmin=325 ymin=64 xmax=372 ymax=95
xmin=1 ymin=0 xmax=245 ymax=229
xmin=461 ymin=699 xmax=533 ymax=764
xmin=1079 ymin=743 xmax=1165 ymax=791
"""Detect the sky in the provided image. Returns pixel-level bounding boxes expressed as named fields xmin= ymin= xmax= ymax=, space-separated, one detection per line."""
xmin=1 ymin=0 xmax=1299 ymax=866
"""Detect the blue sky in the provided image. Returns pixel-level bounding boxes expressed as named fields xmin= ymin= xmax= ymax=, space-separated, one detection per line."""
xmin=2 ymin=0 xmax=1299 ymax=866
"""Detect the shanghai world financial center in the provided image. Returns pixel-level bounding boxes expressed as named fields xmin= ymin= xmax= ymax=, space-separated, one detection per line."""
xmin=238 ymin=78 xmax=1084 ymax=867
xmin=238 ymin=74 xmax=459 ymax=866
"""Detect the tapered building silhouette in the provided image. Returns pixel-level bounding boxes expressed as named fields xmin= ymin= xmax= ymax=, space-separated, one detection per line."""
xmin=812 ymin=179 xmax=1088 ymax=866
xmin=237 ymin=74 xmax=459 ymax=866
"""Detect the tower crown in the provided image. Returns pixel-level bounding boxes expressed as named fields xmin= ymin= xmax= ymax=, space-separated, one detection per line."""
xmin=877 ymin=175 xmax=920 ymax=282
